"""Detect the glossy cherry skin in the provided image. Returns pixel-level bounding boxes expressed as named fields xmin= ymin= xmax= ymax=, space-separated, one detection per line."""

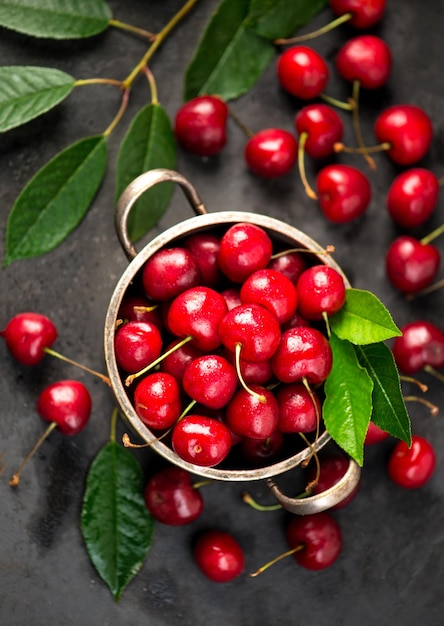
xmin=133 ymin=372 xmax=182 ymax=430
xmin=114 ymin=320 xmax=162 ymax=373
xmin=386 ymin=168 xmax=440 ymax=229
xmin=223 ymin=349 xmax=273 ymax=385
xmin=118 ymin=295 xmax=162 ymax=328
xmin=385 ymin=236 xmax=440 ymax=294
xmin=219 ymin=303 xmax=281 ymax=363
xmin=172 ymin=415 xmax=232 ymax=467
xmin=276 ymin=383 xmax=321 ymax=433
xmin=218 ymin=223 xmax=273 ymax=283
xmin=267 ymin=250 xmax=307 ymax=283
xmin=295 ymin=104 xmax=343 ymax=159
xmin=329 ymin=0 xmax=386 ymax=29
xmin=240 ymin=268 xmax=298 ymax=324
xmin=286 ymin=512 xmax=342 ymax=570
xmin=335 ymin=35 xmax=392 ymax=89
xmin=182 ymin=354 xmax=238 ymax=410
xmin=37 ymin=380 xmax=92 ymax=435
xmin=167 ymin=286 xmax=228 ymax=352
xmin=174 ymin=95 xmax=228 ymax=156
xmin=142 ymin=247 xmax=201 ymax=302
xmin=296 ymin=265 xmax=346 ymax=320
xmin=365 ymin=421 xmax=390 ymax=445
xmin=1 ymin=312 xmax=57 ymax=365
xmin=388 ymin=435 xmax=436 ymax=489
xmin=193 ymin=530 xmax=245 ymax=582
xmin=160 ymin=338 xmax=204 ymax=388
xmin=226 ymin=385 xmax=279 ymax=440
xmin=316 ymin=164 xmax=371 ymax=223
xmin=183 ymin=232 xmax=223 ymax=288
xmin=392 ymin=320 xmax=444 ymax=374
xmin=272 ymin=326 xmax=333 ymax=384
xmin=144 ymin=466 xmax=204 ymax=526
xmin=374 ymin=104 xmax=433 ymax=166
xmin=277 ymin=46 xmax=329 ymax=100
xmin=308 ymin=454 xmax=360 ymax=510
xmin=244 ymin=128 xmax=298 ymax=178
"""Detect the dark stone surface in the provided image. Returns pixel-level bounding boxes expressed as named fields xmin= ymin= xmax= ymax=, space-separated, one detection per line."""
xmin=1 ymin=1 xmax=444 ymax=624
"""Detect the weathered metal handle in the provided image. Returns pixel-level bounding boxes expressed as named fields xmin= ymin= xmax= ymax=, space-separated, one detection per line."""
xmin=266 ymin=457 xmax=361 ymax=515
xmin=115 ymin=168 xmax=208 ymax=260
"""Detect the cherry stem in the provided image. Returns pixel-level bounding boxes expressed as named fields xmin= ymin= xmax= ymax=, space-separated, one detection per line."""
xmin=110 ymin=406 xmax=118 ymax=443
xmin=400 ymin=375 xmax=428 ymax=393
xmin=43 ymin=347 xmax=111 ymax=387
xmin=423 ymin=365 xmax=444 ymax=384
xmin=319 ymin=92 xmax=354 ymax=112
xmin=403 ymin=395 xmax=439 ymax=416
xmin=141 ymin=65 xmax=159 ymax=104
xmin=298 ymin=132 xmax=318 ymax=200
xmin=334 ymin=141 xmax=391 ymax=155
xmin=249 ymin=545 xmax=304 ymax=577
xmin=228 ymin=106 xmax=254 ymax=138
xmin=122 ymin=427 xmax=172 ymax=448
xmin=270 ymin=245 xmax=335 ymax=259
xmin=351 ymin=80 xmax=376 ymax=170
xmin=125 ymin=335 xmax=193 ymax=386
xmin=75 ymin=77 xmax=125 ymax=88
xmin=242 ymin=491 xmax=283 ymax=511
xmin=322 ymin=310 xmax=331 ymax=338
xmin=9 ymin=421 xmax=58 ymax=488
xmin=301 ymin=377 xmax=321 ymax=460
xmin=420 ymin=223 xmax=444 ymax=245
xmin=109 ymin=18 xmax=157 ymax=41
xmin=193 ymin=479 xmax=213 ymax=489
xmin=103 ymin=87 xmax=131 ymax=137
xmin=274 ymin=12 xmax=352 ymax=45
xmin=234 ymin=343 xmax=267 ymax=403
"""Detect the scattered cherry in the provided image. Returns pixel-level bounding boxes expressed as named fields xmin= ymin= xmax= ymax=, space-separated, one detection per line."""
xmin=388 ymin=435 xmax=436 ymax=489
xmin=277 ymin=45 xmax=329 ymax=100
xmin=316 ymin=163 xmax=371 ymax=223
xmin=335 ymin=34 xmax=392 ymax=90
xmin=295 ymin=103 xmax=344 ymax=159
xmin=244 ymin=128 xmax=298 ymax=178
xmin=1 ymin=311 xmax=57 ymax=365
xmin=144 ymin=466 xmax=204 ymax=525
xmin=329 ymin=0 xmax=387 ymax=29
xmin=286 ymin=511 xmax=342 ymax=570
xmin=193 ymin=530 xmax=245 ymax=582
xmin=386 ymin=168 xmax=440 ymax=229
xmin=385 ymin=235 xmax=440 ymax=294
xmin=392 ymin=320 xmax=444 ymax=375
xmin=174 ymin=95 xmax=228 ymax=156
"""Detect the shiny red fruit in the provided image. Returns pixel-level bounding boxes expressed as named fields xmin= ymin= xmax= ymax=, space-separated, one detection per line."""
xmin=1 ymin=312 xmax=57 ymax=365
xmin=277 ymin=46 xmax=329 ymax=100
xmin=329 ymin=0 xmax=387 ymax=29
xmin=296 ymin=265 xmax=346 ymax=320
xmin=336 ymin=35 xmax=392 ymax=89
xmin=386 ymin=168 xmax=440 ymax=229
xmin=385 ymin=236 xmax=440 ymax=294
xmin=365 ymin=421 xmax=390 ymax=445
xmin=37 ymin=380 xmax=92 ymax=435
xmin=392 ymin=320 xmax=444 ymax=375
xmin=218 ymin=223 xmax=273 ymax=283
xmin=193 ymin=530 xmax=245 ymax=582
xmin=174 ymin=95 xmax=228 ymax=156
xmin=133 ymin=372 xmax=181 ymax=430
xmin=172 ymin=415 xmax=232 ymax=467
xmin=388 ymin=435 xmax=436 ymax=489
xmin=316 ymin=164 xmax=371 ymax=223
xmin=144 ymin=466 xmax=204 ymax=525
xmin=295 ymin=103 xmax=343 ymax=159
xmin=286 ymin=512 xmax=342 ymax=570
xmin=244 ymin=128 xmax=298 ymax=178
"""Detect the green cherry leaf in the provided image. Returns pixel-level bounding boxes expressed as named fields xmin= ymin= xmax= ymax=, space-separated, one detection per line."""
xmin=329 ymin=288 xmax=402 ymax=345
xmin=355 ymin=342 xmax=412 ymax=445
xmin=323 ymin=333 xmax=374 ymax=466
xmin=81 ymin=440 xmax=154 ymax=602
xmin=248 ymin=0 xmax=328 ymax=40
xmin=0 ymin=66 xmax=76 ymax=132
xmin=115 ymin=102 xmax=177 ymax=242
xmin=0 ymin=0 xmax=111 ymax=39
xmin=184 ymin=0 xmax=275 ymax=101
xmin=4 ymin=135 xmax=107 ymax=266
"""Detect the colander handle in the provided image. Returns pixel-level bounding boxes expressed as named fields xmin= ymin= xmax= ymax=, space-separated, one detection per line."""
xmin=115 ymin=168 xmax=208 ymax=260
xmin=265 ymin=456 xmax=361 ymax=515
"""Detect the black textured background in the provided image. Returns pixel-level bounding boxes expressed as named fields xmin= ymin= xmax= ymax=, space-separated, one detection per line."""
xmin=1 ymin=1 xmax=444 ymax=625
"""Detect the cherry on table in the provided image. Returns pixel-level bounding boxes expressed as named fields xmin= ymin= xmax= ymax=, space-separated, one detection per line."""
xmin=385 ymin=235 xmax=440 ymax=294
xmin=386 ymin=168 xmax=440 ymax=229
xmin=193 ymin=529 xmax=245 ymax=582
xmin=365 ymin=421 xmax=390 ymax=445
xmin=144 ymin=466 xmax=204 ymax=525
xmin=174 ymin=95 xmax=228 ymax=156
xmin=286 ymin=511 xmax=343 ymax=570
xmin=392 ymin=320 xmax=444 ymax=375
xmin=295 ymin=103 xmax=344 ymax=159
xmin=133 ymin=371 xmax=182 ymax=430
xmin=388 ymin=434 xmax=436 ymax=489
xmin=244 ymin=128 xmax=298 ymax=179
xmin=277 ymin=45 xmax=329 ymax=100
xmin=329 ymin=0 xmax=386 ymax=29
xmin=316 ymin=163 xmax=371 ymax=223
xmin=335 ymin=34 xmax=392 ymax=90
xmin=1 ymin=311 xmax=57 ymax=365
xmin=171 ymin=414 xmax=232 ymax=467
xmin=296 ymin=264 xmax=346 ymax=321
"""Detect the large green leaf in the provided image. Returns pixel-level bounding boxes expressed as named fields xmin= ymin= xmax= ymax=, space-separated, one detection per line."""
xmin=355 ymin=342 xmax=412 ymax=445
xmin=0 ymin=66 xmax=76 ymax=132
xmin=323 ymin=333 xmax=374 ymax=466
xmin=248 ymin=0 xmax=328 ymax=40
xmin=4 ymin=135 xmax=107 ymax=266
xmin=184 ymin=0 xmax=275 ymax=101
xmin=0 ymin=0 xmax=111 ymax=39
xmin=81 ymin=440 xmax=154 ymax=601
xmin=115 ymin=102 xmax=177 ymax=242
xmin=329 ymin=288 xmax=402 ymax=345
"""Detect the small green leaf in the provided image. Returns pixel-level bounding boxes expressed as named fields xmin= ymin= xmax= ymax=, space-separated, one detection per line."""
xmin=329 ymin=288 xmax=402 ymax=345
xmin=248 ymin=0 xmax=328 ymax=40
xmin=355 ymin=342 xmax=412 ymax=445
xmin=0 ymin=0 xmax=111 ymax=39
xmin=81 ymin=440 xmax=154 ymax=602
xmin=4 ymin=135 xmax=107 ymax=266
xmin=184 ymin=0 xmax=275 ymax=101
xmin=0 ymin=66 xmax=76 ymax=132
xmin=323 ymin=333 xmax=374 ymax=466
xmin=115 ymin=102 xmax=177 ymax=242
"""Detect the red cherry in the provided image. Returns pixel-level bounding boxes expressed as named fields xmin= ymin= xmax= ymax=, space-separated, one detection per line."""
xmin=133 ymin=372 xmax=181 ymax=430
xmin=226 ymin=385 xmax=279 ymax=440
xmin=388 ymin=435 xmax=436 ymax=489
xmin=365 ymin=421 xmax=390 ymax=445
xmin=174 ymin=95 xmax=228 ymax=156
xmin=240 ymin=431 xmax=284 ymax=466
xmin=1 ymin=312 xmax=57 ymax=365
xmin=144 ymin=466 xmax=204 ymax=525
xmin=240 ymin=268 xmax=298 ymax=324
xmin=392 ymin=320 xmax=444 ymax=375
xmin=183 ymin=232 xmax=223 ymax=288
xmin=142 ymin=247 xmax=201 ymax=302
xmin=193 ymin=530 xmax=245 ymax=582
xmin=267 ymin=249 xmax=307 ymax=283
xmin=218 ymin=223 xmax=273 ymax=283
xmin=308 ymin=454 xmax=360 ymax=509
xmin=329 ymin=0 xmax=386 ymax=29
xmin=295 ymin=103 xmax=344 ymax=159
xmin=244 ymin=128 xmax=298 ymax=178
xmin=220 ymin=287 xmax=242 ymax=311
xmin=296 ymin=265 xmax=346 ymax=320
xmin=277 ymin=46 xmax=329 ymax=100
xmin=223 ymin=349 xmax=273 ymax=385
xmin=182 ymin=354 xmax=238 ymax=410
xmin=160 ymin=338 xmax=204 ymax=387
xmin=336 ymin=35 xmax=392 ymax=90
xmin=374 ymin=104 xmax=433 ymax=166
xmin=37 ymin=379 xmax=92 ymax=435
xmin=276 ymin=383 xmax=321 ymax=434
xmin=172 ymin=415 xmax=232 ymax=467
xmin=386 ymin=168 xmax=440 ymax=229
xmin=286 ymin=512 xmax=342 ymax=570
xmin=316 ymin=163 xmax=371 ymax=223
xmin=114 ymin=320 xmax=163 ymax=373
xmin=118 ymin=295 xmax=162 ymax=328
xmin=385 ymin=235 xmax=440 ymax=294
xmin=272 ymin=326 xmax=333 ymax=384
